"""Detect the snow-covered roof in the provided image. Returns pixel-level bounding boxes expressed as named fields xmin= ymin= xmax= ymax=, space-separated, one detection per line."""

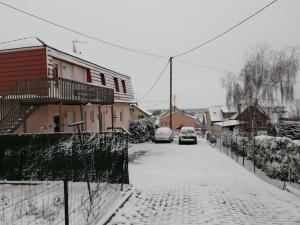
xmin=209 ymin=106 xmax=223 ymax=122
xmin=0 ymin=37 xmax=44 ymax=51
xmin=230 ymin=112 xmax=238 ymax=120
xmin=214 ymin=120 xmax=247 ymax=127
xmin=131 ymin=104 xmax=152 ymax=116
xmin=220 ymin=106 xmax=236 ymax=114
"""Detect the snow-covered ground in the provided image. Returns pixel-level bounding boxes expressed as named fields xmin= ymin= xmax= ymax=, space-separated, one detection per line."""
xmin=108 ymin=138 xmax=300 ymax=225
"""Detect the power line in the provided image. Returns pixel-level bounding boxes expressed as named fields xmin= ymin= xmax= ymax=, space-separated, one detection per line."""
xmin=138 ymin=59 xmax=170 ymax=102
xmin=0 ymin=1 xmax=167 ymax=59
xmin=174 ymin=0 xmax=279 ymax=58
xmin=0 ymin=36 xmax=36 ymax=45
xmin=175 ymin=58 xmax=237 ymax=74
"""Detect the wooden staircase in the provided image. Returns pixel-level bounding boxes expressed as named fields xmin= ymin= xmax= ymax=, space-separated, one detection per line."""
xmin=0 ymin=101 xmax=38 ymax=133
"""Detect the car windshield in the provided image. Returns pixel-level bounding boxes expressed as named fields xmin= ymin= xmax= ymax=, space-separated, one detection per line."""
xmin=156 ymin=128 xmax=171 ymax=133
xmin=181 ymin=130 xmax=195 ymax=135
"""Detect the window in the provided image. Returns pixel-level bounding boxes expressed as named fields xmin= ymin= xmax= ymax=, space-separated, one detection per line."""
xmin=120 ymin=110 xmax=124 ymax=122
xmin=113 ymin=110 xmax=117 ymax=124
xmin=114 ymin=77 xmax=120 ymax=92
xmin=100 ymin=73 xmax=106 ymax=85
xmin=90 ymin=111 xmax=95 ymax=122
xmin=53 ymin=64 xmax=59 ymax=78
xmin=138 ymin=115 xmax=144 ymax=119
xmin=121 ymin=80 xmax=127 ymax=93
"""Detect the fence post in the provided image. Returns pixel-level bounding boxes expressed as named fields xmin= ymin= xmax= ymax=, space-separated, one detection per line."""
xmin=235 ymin=135 xmax=238 ymax=163
xmin=220 ymin=135 xmax=222 ymax=151
xmin=242 ymin=136 xmax=245 ymax=166
xmin=230 ymin=135 xmax=233 ymax=159
xmin=253 ymin=138 xmax=256 ymax=173
xmin=64 ymin=179 xmax=69 ymax=225
xmin=226 ymin=136 xmax=228 ymax=155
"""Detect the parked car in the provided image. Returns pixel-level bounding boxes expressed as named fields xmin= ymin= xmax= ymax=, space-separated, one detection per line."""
xmin=153 ymin=127 xmax=174 ymax=143
xmin=179 ymin=127 xmax=197 ymax=144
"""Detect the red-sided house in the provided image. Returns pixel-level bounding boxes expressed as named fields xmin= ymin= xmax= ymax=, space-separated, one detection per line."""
xmin=159 ymin=106 xmax=198 ymax=131
xmin=0 ymin=38 xmax=135 ymax=133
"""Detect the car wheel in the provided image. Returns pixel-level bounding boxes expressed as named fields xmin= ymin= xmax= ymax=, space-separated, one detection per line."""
xmin=179 ymin=139 xmax=182 ymax=145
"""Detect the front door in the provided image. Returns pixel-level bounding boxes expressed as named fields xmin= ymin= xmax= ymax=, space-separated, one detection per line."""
xmin=53 ymin=115 xmax=60 ymax=133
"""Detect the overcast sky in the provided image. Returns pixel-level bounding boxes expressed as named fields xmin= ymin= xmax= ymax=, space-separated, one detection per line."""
xmin=1 ymin=0 xmax=300 ymax=109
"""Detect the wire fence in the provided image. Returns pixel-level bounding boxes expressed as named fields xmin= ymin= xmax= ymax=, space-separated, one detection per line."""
xmin=0 ymin=131 xmax=130 ymax=225
xmin=207 ymin=132 xmax=300 ymax=189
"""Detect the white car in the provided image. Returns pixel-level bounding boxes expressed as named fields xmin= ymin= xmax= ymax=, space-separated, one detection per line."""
xmin=153 ymin=127 xmax=174 ymax=143
xmin=179 ymin=127 xmax=197 ymax=144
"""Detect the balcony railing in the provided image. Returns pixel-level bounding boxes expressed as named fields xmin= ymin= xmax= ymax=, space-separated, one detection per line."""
xmin=1 ymin=77 xmax=114 ymax=105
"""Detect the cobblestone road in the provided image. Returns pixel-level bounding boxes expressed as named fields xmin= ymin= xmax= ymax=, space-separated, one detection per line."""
xmin=108 ymin=139 xmax=300 ymax=225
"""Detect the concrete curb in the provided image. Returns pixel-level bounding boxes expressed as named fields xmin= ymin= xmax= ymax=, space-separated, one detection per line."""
xmin=207 ymin=141 xmax=216 ymax=148
xmin=98 ymin=186 xmax=133 ymax=225
xmin=285 ymin=184 xmax=300 ymax=197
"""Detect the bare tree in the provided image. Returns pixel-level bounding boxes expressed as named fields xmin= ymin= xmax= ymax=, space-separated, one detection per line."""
xmin=223 ymin=46 xmax=299 ymax=136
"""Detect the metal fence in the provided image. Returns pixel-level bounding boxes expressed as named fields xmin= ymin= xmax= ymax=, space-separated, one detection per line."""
xmin=0 ymin=132 xmax=129 ymax=225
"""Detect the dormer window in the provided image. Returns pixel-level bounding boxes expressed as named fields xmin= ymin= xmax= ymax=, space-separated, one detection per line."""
xmin=113 ymin=77 xmax=120 ymax=92
xmin=121 ymin=80 xmax=127 ymax=93
xmin=100 ymin=73 xmax=106 ymax=85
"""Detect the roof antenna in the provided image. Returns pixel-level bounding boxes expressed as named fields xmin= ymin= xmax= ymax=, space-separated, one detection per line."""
xmin=72 ymin=40 xmax=86 ymax=54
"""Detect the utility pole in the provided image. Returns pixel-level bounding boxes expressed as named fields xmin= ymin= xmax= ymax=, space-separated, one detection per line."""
xmin=169 ymin=57 xmax=173 ymax=130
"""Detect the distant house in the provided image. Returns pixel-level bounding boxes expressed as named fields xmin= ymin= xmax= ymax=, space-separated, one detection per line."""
xmin=159 ymin=106 xmax=198 ymax=131
xmin=204 ymin=105 xmax=270 ymax=134
xmin=232 ymin=105 xmax=270 ymax=134
xmin=130 ymin=104 xmax=152 ymax=120
xmin=204 ymin=106 xmax=237 ymax=133
xmin=214 ymin=120 xmax=247 ymax=133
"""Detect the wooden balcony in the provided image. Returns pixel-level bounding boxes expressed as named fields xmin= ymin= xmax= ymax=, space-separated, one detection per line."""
xmin=1 ymin=77 xmax=114 ymax=105
xmin=0 ymin=77 xmax=114 ymax=133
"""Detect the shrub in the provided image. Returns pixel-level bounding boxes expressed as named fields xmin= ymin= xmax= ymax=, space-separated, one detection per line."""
xmin=270 ymin=121 xmax=300 ymax=140
xmin=221 ymin=133 xmax=300 ymax=182
xmin=128 ymin=118 xmax=155 ymax=143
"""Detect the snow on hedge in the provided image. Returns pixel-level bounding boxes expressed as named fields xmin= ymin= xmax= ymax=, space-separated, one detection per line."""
xmin=129 ymin=118 xmax=155 ymax=143
xmin=221 ymin=133 xmax=300 ymax=182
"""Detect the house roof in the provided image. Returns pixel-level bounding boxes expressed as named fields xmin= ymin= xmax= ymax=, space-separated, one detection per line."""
xmin=160 ymin=108 xmax=197 ymax=121
xmin=131 ymin=104 xmax=152 ymax=116
xmin=234 ymin=105 xmax=269 ymax=120
xmin=209 ymin=106 xmax=224 ymax=122
xmin=220 ymin=106 xmax=236 ymax=114
xmin=0 ymin=37 xmax=44 ymax=51
xmin=214 ymin=120 xmax=247 ymax=127
xmin=0 ymin=37 xmax=131 ymax=78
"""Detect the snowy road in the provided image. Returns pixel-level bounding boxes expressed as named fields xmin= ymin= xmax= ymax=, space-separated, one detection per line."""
xmin=108 ymin=138 xmax=300 ymax=225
